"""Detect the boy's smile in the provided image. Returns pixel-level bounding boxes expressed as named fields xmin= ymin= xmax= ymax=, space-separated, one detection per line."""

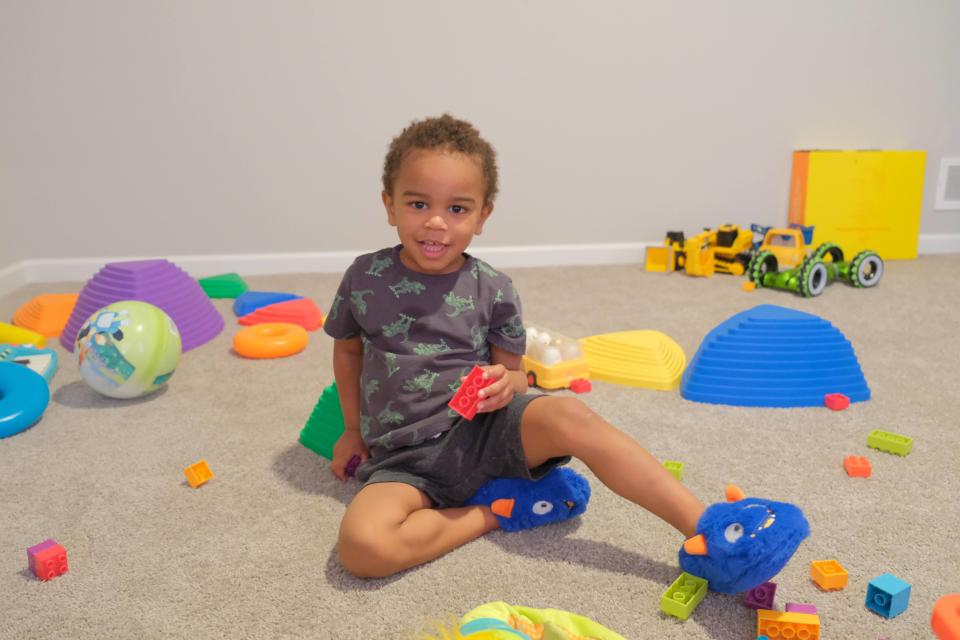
xmin=383 ymin=149 xmax=493 ymax=275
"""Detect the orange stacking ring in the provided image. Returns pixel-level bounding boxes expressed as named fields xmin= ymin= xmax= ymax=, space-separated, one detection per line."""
xmin=233 ymin=322 xmax=308 ymax=359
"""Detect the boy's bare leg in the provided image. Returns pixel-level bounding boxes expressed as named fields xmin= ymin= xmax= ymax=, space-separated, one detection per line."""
xmin=520 ymin=397 xmax=705 ymax=538
xmin=338 ymin=482 xmax=499 ymax=578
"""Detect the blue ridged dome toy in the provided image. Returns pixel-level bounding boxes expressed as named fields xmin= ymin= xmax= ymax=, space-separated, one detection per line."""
xmin=681 ymin=304 xmax=870 ymax=408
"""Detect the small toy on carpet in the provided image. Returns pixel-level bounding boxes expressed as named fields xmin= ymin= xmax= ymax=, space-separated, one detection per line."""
xmin=679 ymin=485 xmax=810 ymax=594
xmin=419 ymin=600 xmax=626 ymax=640
xmin=465 ymin=467 xmax=590 ymax=532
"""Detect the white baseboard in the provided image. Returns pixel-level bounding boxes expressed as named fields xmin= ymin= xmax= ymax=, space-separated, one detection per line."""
xmin=918 ymin=233 xmax=960 ymax=254
xmin=1 ymin=235 xmax=958 ymax=298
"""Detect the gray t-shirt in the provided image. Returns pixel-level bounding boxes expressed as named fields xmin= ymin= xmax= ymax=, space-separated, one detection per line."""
xmin=324 ymin=245 xmax=526 ymax=455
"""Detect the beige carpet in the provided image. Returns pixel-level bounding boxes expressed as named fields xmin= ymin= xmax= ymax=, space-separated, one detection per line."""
xmin=2 ymin=255 xmax=958 ymax=639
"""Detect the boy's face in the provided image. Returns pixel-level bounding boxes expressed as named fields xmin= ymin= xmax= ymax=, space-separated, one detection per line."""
xmin=383 ymin=149 xmax=493 ymax=275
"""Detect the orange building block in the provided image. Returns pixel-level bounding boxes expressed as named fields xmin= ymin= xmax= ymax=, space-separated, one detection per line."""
xmin=932 ymin=593 xmax=960 ymax=640
xmin=13 ymin=294 xmax=78 ymax=338
xmin=811 ymin=559 xmax=849 ymax=590
xmin=843 ymin=455 xmax=872 ymax=478
xmin=184 ymin=459 xmax=214 ymax=488
xmin=742 ymin=281 xmax=756 ymax=292
xmin=757 ymin=609 xmax=820 ymax=640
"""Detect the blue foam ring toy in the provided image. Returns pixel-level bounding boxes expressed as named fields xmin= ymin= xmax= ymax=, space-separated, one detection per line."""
xmin=0 ymin=361 xmax=51 ymax=438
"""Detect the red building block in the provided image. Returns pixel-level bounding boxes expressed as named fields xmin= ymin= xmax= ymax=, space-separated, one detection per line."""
xmin=824 ymin=393 xmax=850 ymax=411
xmin=569 ymin=378 xmax=592 ymax=394
xmin=448 ymin=365 xmax=494 ymax=420
xmin=27 ymin=539 xmax=68 ymax=581
xmin=843 ymin=455 xmax=872 ymax=478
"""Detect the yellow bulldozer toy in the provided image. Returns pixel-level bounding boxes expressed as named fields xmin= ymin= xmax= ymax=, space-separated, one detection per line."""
xmin=645 ymin=224 xmax=754 ymax=277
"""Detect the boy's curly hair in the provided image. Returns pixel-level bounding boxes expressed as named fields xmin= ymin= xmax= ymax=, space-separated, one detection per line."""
xmin=382 ymin=114 xmax=499 ymax=205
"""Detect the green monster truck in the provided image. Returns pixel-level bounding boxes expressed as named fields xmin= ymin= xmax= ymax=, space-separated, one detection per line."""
xmin=747 ymin=243 xmax=884 ymax=297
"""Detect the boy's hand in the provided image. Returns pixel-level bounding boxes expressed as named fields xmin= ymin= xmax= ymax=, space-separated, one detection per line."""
xmin=331 ymin=429 xmax=369 ymax=482
xmin=469 ymin=364 xmax=516 ymax=414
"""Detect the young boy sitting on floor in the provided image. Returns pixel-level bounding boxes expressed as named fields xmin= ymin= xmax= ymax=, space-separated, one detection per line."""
xmin=324 ymin=115 xmax=807 ymax=587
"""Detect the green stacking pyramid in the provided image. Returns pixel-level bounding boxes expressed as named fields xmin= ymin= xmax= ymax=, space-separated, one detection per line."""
xmin=198 ymin=273 xmax=249 ymax=299
xmin=299 ymin=382 xmax=344 ymax=460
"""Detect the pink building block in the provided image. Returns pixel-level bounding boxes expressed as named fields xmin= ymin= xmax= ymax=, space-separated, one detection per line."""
xmin=786 ymin=603 xmax=818 ymax=614
xmin=448 ymin=365 xmax=494 ymax=420
xmin=27 ymin=539 xmax=68 ymax=580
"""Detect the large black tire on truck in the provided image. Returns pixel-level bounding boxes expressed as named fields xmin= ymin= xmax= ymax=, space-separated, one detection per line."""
xmin=850 ymin=250 xmax=884 ymax=288
xmin=748 ymin=251 xmax=778 ymax=287
xmin=799 ymin=258 xmax=830 ymax=297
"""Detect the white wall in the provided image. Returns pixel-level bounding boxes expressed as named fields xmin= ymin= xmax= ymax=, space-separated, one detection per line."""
xmin=2 ymin=1 xmax=958 ymax=273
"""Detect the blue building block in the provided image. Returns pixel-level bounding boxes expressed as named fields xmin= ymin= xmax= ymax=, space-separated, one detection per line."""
xmin=680 ymin=305 xmax=871 ymax=408
xmin=866 ymin=572 xmax=911 ymax=619
xmin=232 ymin=291 xmax=302 ymax=317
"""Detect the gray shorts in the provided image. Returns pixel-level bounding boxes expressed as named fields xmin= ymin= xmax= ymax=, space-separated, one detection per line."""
xmin=355 ymin=393 xmax=570 ymax=508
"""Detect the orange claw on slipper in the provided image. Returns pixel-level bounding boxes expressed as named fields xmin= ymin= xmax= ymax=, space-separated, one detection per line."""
xmin=683 ymin=534 xmax=708 ymax=556
xmin=726 ymin=485 xmax=746 ymax=502
xmin=490 ymin=498 xmax=515 ymax=519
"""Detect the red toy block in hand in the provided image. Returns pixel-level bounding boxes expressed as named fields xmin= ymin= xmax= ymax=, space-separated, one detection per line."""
xmin=27 ymin=539 xmax=68 ymax=581
xmin=824 ymin=393 xmax=850 ymax=411
xmin=843 ymin=455 xmax=872 ymax=478
xmin=448 ymin=365 xmax=494 ymax=420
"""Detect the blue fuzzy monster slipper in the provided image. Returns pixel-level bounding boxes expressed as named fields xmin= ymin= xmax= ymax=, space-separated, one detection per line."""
xmin=679 ymin=485 xmax=810 ymax=594
xmin=465 ymin=467 xmax=591 ymax=532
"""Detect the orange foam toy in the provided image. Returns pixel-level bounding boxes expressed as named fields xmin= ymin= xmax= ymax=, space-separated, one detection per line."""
xmin=237 ymin=298 xmax=323 ymax=331
xmin=233 ymin=322 xmax=308 ymax=359
xmin=933 ymin=594 xmax=960 ymax=640
xmin=13 ymin=294 xmax=78 ymax=338
xmin=810 ymin=559 xmax=849 ymax=590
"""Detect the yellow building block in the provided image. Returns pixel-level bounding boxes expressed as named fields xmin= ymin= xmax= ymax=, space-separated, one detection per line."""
xmin=0 ymin=321 xmax=46 ymax=348
xmin=184 ymin=459 xmax=214 ymax=488
xmin=757 ymin=609 xmax=820 ymax=640
xmin=810 ymin=559 xmax=849 ymax=590
xmin=789 ymin=149 xmax=926 ymax=260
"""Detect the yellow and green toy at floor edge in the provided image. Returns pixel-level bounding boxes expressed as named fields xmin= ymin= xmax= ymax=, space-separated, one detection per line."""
xmin=418 ymin=601 xmax=625 ymax=640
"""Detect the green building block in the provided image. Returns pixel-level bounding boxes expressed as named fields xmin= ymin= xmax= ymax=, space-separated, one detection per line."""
xmin=299 ymin=382 xmax=344 ymax=460
xmin=867 ymin=429 xmax=913 ymax=456
xmin=660 ymin=572 xmax=708 ymax=620
xmin=663 ymin=460 xmax=684 ymax=481
xmin=198 ymin=272 xmax=249 ymax=299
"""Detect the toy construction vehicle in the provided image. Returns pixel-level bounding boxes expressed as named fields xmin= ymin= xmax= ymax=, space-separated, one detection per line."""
xmin=645 ymin=225 xmax=753 ymax=277
xmin=747 ymin=242 xmax=883 ymax=297
xmin=751 ymin=225 xmax=812 ymax=270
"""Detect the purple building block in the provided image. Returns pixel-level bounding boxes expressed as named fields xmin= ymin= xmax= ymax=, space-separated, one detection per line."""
xmin=345 ymin=454 xmax=361 ymax=478
xmin=744 ymin=581 xmax=777 ymax=609
xmin=785 ymin=603 xmax=818 ymax=614
xmin=60 ymin=259 xmax=224 ymax=353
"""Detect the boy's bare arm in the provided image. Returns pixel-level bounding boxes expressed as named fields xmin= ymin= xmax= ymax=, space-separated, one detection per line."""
xmin=474 ymin=345 xmax=528 ymax=413
xmin=333 ymin=337 xmax=364 ymax=431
